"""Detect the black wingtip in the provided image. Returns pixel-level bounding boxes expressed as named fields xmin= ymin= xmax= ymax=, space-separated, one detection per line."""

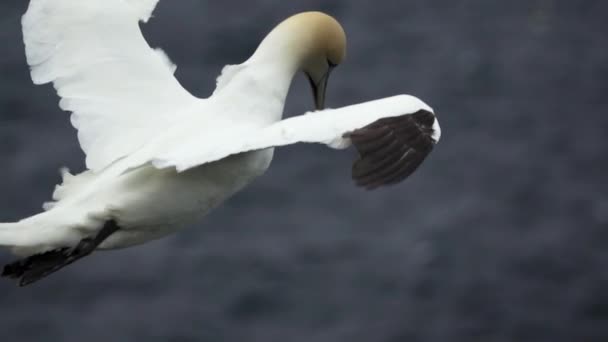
xmin=2 ymin=220 xmax=121 ymax=287
xmin=346 ymin=110 xmax=437 ymax=190
xmin=1 ymin=248 xmax=71 ymax=286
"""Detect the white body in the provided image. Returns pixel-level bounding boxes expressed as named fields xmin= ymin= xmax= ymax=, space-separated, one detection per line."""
xmin=0 ymin=0 xmax=440 ymax=256
xmin=29 ymin=150 xmax=273 ymax=251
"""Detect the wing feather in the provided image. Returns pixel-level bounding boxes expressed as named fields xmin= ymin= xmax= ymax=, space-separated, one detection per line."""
xmin=22 ymin=0 xmax=200 ymax=171
xmin=150 ymin=95 xmax=440 ymax=188
xmin=348 ymin=112 xmax=436 ymax=189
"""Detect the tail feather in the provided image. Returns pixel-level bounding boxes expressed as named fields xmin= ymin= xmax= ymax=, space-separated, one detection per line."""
xmin=2 ymin=220 xmax=121 ymax=286
xmin=0 ymin=218 xmax=75 ymax=254
xmin=0 ymin=222 xmax=29 ymax=247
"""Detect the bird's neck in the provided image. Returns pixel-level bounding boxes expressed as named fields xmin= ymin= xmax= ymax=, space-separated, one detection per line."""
xmin=211 ymin=29 xmax=313 ymax=123
xmin=211 ymin=52 xmax=302 ymax=124
xmin=210 ymin=60 xmax=296 ymax=124
xmin=249 ymin=17 xmax=319 ymax=70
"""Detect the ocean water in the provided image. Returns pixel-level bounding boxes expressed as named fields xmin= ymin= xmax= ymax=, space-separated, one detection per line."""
xmin=0 ymin=1 xmax=607 ymax=341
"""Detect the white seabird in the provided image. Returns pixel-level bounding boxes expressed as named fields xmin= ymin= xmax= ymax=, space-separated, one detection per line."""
xmin=0 ymin=0 xmax=441 ymax=286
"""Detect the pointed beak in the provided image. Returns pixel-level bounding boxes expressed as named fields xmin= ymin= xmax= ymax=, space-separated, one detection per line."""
xmin=307 ymin=68 xmax=332 ymax=110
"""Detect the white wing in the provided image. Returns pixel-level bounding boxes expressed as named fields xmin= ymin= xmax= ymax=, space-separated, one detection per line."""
xmin=22 ymin=0 xmax=200 ymax=171
xmin=152 ymin=95 xmax=441 ymax=189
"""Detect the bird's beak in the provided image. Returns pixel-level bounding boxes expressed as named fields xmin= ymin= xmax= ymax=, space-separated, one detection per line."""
xmin=307 ymin=68 xmax=333 ymax=111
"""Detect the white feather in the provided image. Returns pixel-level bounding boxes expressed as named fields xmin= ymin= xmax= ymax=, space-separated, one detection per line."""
xmin=22 ymin=0 xmax=200 ymax=171
xmin=150 ymin=95 xmax=436 ymax=172
xmin=213 ymin=64 xmax=246 ymax=94
xmin=123 ymin=0 xmax=160 ymax=22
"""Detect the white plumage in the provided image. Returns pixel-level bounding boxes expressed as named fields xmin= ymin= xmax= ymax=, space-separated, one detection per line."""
xmin=0 ymin=0 xmax=440 ymax=285
xmin=150 ymin=95 xmax=436 ymax=172
xmin=22 ymin=0 xmax=198 ymax=171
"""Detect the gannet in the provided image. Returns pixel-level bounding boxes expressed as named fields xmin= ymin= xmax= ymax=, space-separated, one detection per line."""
xmin=0 ymin=0 xmax=441 ymax=286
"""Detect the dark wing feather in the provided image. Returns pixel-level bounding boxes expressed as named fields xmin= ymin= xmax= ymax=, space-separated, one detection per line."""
xmin=345 ymin=110 xmax=438 ymax=190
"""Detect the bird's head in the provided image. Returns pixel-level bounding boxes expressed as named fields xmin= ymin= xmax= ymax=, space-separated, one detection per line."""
xmin=252 ymin=12 xmax=347 ymax=110
xmin=290 ymin=12 xmax=347 ymax=110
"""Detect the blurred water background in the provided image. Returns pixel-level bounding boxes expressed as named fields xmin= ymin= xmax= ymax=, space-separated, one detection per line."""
xmin=0 ymin=1 xmax=607 ymax=341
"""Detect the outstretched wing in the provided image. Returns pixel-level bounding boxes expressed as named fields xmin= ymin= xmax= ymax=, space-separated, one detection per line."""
xmin=152 ymin=95 xmax=441 ymax=189
xmin=22 ymin=0 xmax=201 ymax=171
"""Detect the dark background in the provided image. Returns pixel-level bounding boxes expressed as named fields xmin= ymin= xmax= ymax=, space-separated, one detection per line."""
xmin=1 ymin=1 xmax=607 ymax=341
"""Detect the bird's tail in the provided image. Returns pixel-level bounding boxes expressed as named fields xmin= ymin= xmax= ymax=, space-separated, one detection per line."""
xmin=0 ymin=214 xmax=69 ymax=256
xmin=0 ymin=222 xmax=29 ymax=247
